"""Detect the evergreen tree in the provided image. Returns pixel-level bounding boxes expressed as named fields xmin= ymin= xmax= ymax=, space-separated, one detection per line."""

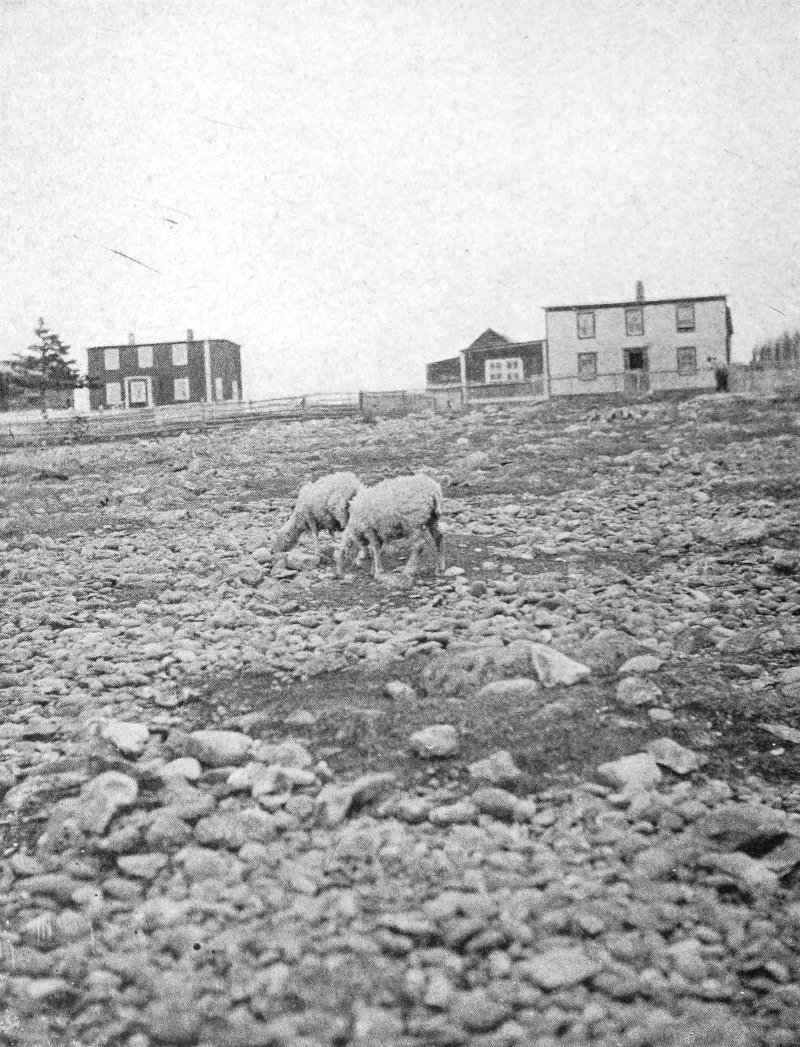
xmin=9 ymin=319 xmax=83 ymax=413
xmin=750 ymin=326 xmax=800 ymax=368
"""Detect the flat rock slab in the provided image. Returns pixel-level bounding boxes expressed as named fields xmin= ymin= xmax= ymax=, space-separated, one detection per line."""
xmin=648 ymin=737 xmax=704 ymax=774
xmin=521 ymin=946 xmax=600 ymax=989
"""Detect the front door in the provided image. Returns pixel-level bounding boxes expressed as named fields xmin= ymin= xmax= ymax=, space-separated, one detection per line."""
xmin=126 ymin=376 xmax=151 ymax=408
xmin=623 ymin=349 xmax=649 ymax=395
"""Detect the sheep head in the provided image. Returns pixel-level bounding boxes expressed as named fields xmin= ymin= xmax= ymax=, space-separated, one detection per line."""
xmin=273 ymin=516 xmax=301 ymax=553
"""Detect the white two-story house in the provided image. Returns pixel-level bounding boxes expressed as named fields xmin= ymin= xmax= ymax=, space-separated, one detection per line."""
xmin=544 ymin=283 xmax=733 ymax=397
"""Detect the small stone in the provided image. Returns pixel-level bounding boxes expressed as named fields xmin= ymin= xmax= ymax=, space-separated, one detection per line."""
xmin=596 ymin=753 xmax=662 ymax=793
xmin=351 ymin=1005 xmax=405 ymax=1044
xmin=101 ymin=720 xmax=150 ymax=757
xmin=377 ymin=913 xmax=435 ymax=937
xmin=117 ymin=853 xmax=168 ymax=880
xmin=528 ymin=644 xmax=591 ymax=687
xmin=759 ymin=722 xmax=800 ymax=746
xmin=146 ymin=814 xmax=191 ymax=850
xmin=521 ymin=946 xmax=600 ymax=989
xmin=648 ymin=737 xmax=704 ymax=774
xmin=451 ymin=988 xmax=512 ymax=1032
xmin=707 ymin=852 xmax=780 ymax=894
xmin=468 ymin=749 xmax=521 ymax=787
xmin=513 ymin=797 xmax=538 ymax=823
xmin=394 ymin=795 xmax=432 ymax=823
xmin=145 ymin=981 xmax=201 ymax=1044
xmin=617 ymin=676 xmax=663 ymax=708
xmin=77 ymin=772 xmax=139 ymax=833
xmin=186 ymin=730 xmax=252 ymax=767
xmin=476 ymin=677 xmax=540 ymax=701
xmin=424 ymin=969 xmax=454 ymax=1008
xmin=649 ymin=707 xmax=675 ymax=722
xmin=384 ymin=680 xmax=417 ymax=701
xmin=12 ymin=977 xmax=74 ymax=1004
xmin=250 ymin=739 xmax=313 ymax=768
xmin=429 ymin=800 xmax=477 ymax=825
xmin=669 ymin=939 xmax=707 ymax=981
xmin=160 ymin=757 xmax=202 ymax=782
xmin=285 ymin=709 xmax=316 ymax=726
xmin=409 ymin=724 xmax=460 ymax=758
xmin=472 ymin=786 xmax=517 ymax=819
xmin=619 ymin=654 xmax=663 ymax=675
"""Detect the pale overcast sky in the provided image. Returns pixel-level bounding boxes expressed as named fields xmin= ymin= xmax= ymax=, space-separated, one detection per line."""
xmin=1 ymin=0 xmax=798 ymax=397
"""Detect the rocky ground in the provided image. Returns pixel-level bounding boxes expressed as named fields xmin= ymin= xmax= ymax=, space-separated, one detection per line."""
xmin=2 ymin=392 xmax=800 ymax=1046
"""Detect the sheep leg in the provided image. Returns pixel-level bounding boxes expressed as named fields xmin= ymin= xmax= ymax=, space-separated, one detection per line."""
xmin=307 ymin=518 xmax=321 ymax=559
xmin=334 ymin=529 xmax=352 ymax=578
xmin=367 ymin=532 xmax=385 ymax=579
xmin=427 ymin=518 xmax=445 ymax=574
xmin=402 ymin=528 xmax=428 ymax=577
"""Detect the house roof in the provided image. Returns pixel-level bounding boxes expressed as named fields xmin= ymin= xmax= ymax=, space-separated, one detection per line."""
xmin=465 ymin=328 xmax=511 ymax=352
xmin=461 ymin=338 xmax=544 ymax=356
xmin=544 ymin=294 xmax=727 ymax=313
xmin=86 ymin=339 xmax=240 ymax=351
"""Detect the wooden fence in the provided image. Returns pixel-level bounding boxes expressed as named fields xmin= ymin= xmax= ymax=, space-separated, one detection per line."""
xmin=729 ymin=362 xmax=800 ymax=396
xmin=0 ymin=390 xmax=441 ymax=447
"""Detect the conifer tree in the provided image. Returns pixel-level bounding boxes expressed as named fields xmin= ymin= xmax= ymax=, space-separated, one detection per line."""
xmin=9 ymin=319 xmax=83 ymax=414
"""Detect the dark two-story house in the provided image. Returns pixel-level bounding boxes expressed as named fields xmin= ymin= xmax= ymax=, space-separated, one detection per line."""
xmin=86 ymin=330 xmax=243 ymax=410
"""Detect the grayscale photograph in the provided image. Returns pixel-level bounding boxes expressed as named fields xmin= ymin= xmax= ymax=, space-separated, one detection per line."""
xmin=1 ymin=1 xmax=799 ymax=1045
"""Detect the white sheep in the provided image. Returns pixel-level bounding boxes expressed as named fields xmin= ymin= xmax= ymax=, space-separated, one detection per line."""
xmin=273 ymin=471 xmax=363 ymax=558
xmin=334 ymin=473 xmax=445 ymax=580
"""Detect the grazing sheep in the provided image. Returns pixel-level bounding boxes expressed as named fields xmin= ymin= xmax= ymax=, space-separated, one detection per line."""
xmin=274 ymin=472 xmax=363 ymax=558
xmin=335 ymin=473 xmax=445 ymax=580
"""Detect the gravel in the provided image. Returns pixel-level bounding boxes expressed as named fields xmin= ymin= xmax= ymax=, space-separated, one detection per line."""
xmin=2 ymin=395 xmax=800 ymax=1044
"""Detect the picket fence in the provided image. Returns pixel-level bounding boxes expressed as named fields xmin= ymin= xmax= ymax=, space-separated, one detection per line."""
xmin=0 ymin=390 xmax=443 ymax=447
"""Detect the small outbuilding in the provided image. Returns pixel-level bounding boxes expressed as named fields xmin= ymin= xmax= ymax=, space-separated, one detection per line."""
xmin=426 ymin=328 xmax=547 ymax=402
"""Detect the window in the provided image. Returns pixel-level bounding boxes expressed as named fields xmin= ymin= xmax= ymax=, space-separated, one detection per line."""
xmin=231 ymin=379 xmax=239 ymax=401
xmin=676 ymin=303 xmax=695 ymax=331
xmin=174 ymin=377 xmax=190 ymax=401
xmin=138 ymin=345 xmax=153 ymax=368
xmin=577 ymin=311 xmax=595 ymax=339
xmin=104 ymin=348 xmax=119 ymax=371
xmin=577 ymin=352 xmax=598 ymax=381
xmin=105 ymin=381 xmax=122 ymax=406
xmin=172 ymin=343 xmax=188 ymax=366
xmin=677 ymin=347 xmax=697 ymax=375
xmin=128 ymin=378 xmax=149 ymax=405
xmin=215 ymin=376 xmax=224 ymax=399
xmin=625 ymin=307 xmax=644 ymax=336
xmin=485 ymin=357 xmax=523 ymax=384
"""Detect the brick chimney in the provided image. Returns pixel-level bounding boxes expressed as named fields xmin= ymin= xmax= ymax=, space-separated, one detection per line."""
xmin=186 ymin=329 xmax=194 ymax=343
xmin=128 ymin=332 xmax=136 ymax=345
xmin=635 ymin=281 xmax=645 ymax=303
